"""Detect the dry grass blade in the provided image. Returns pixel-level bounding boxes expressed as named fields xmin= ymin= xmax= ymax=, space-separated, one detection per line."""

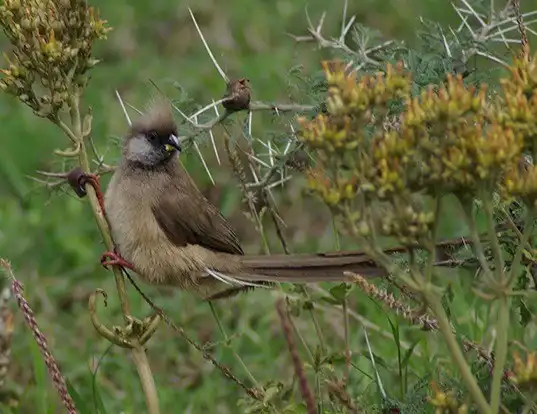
xmin=0 ymin=260 xmax=77 ymax=414
xmin=276 ymin=298 xmax=317 ymax=414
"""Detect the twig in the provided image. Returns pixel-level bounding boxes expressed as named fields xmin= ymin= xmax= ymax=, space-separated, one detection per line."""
xmin=511 ymin=0 xmax=531 ymax=59
xmin=120 ymin=269 xmax=263 ymax=401
xmin=249 ymin=102 xmax=316 ymax=112
xmin=291 ymin=5 xmax=395 ymax=69
xmin=451 ymin=0 xmax=537 ymax=67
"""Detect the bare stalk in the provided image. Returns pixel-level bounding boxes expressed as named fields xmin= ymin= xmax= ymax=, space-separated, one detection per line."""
xmin=1 ymin=260 xmax=77 ymax=414
xmin=276 ymin=299 xmax=317 ymax=414
xmin=482 ymin=195 xmax=509 ymax=412
xmin=490 ymin=295 xmax=509 ymax=412
xmin=426 ymin=294 xmax=491 ymax=414
xmin=131 ymin=346 xmax=160 ymax=414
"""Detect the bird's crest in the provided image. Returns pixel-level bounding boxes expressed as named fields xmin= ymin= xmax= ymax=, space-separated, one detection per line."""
xmin=130 ymin=96 xmax=177 ymax=137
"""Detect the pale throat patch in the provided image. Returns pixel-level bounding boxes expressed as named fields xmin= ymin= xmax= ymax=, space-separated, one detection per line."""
xmin=126 ymin=135 xmax=159 ymax=165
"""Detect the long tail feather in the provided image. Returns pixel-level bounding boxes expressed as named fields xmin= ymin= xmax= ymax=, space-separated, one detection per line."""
xmin=238 ymin=251 xmax=386 ymax=282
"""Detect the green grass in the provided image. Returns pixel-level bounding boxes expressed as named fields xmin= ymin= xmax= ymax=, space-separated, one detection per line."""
xmin=1 ymin=0 xmax=536 ymax=413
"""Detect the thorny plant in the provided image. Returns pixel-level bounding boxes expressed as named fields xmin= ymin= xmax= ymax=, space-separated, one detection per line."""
xmin=295 ymin=38 xmax=537 ymax=414
xmin=2 ymin=0 xmax=537 ymax=413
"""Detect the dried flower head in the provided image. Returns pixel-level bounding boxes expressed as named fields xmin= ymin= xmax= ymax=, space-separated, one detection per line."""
xmin=0 ymin=0 xmax=111 ymax=118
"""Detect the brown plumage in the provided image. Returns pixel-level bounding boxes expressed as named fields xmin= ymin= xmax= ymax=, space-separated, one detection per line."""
xmin=104 ymin=102 xmax=386 ymax=300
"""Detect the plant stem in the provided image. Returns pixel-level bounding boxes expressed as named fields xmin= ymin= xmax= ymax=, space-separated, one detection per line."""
xmin=482 ymin=195 xmax=504 ymax=282
xmin=426 ymin=196 xmax=442 ymax=283
xmin=332 ymin=214 xmax=350 ymax=383
xmin=342 ymin=298 xmax=351 ymax=383
xmin=427 ymin=294 xmax=491 ymax=414
xmin=67 ymin=92 xmax=160 ymax=414
xmin=71 ymin=107 xmax=131 ymax=319
xmin=461 ymin=200 xmax=494 ymax=281
xmin=132 ymin=345 xmax=160 ymax=414
xmin=490 ymin=295 xmax=509 ymax=413
xmin=508 ymin=209 xmax=534 ymax=285
xmin=331 ymin=214 xmax=341 ymax=250
xmin=490 ymin=209 xmax=535 ymax=411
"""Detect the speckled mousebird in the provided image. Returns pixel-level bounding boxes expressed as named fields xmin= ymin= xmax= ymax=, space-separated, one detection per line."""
xmin=102 ymin=100 xmax=386 ymax=300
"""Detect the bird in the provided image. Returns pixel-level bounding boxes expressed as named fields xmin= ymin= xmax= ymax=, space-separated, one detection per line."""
xmin=98 ymin=100 xmax=390 ymax=300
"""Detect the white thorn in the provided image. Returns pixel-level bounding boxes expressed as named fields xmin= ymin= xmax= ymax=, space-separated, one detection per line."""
xmin=115 ymin=90 xmax=132 ymax=126
xmin=193 ymin=115 xmax=215 ymax=185
xmin=188 ymin=98 xmax=227 ymax=120
xmin=267 ymin=175 xmax=292 ymax=190
xmin=188 ymin=8 xmax=229 ymax=83
xmin=209 ymin=100 xmax=221 ymax=165
xmin=125 ymin=102 xmax=143 ymax=116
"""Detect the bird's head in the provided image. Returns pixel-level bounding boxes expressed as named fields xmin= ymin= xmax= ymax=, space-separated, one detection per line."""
xmin=123 ymin=99 xmax=181 ymax=167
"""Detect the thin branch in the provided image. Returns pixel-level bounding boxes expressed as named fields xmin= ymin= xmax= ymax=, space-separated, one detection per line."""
xmin=121 ymin=268 xmax=264 ymax=402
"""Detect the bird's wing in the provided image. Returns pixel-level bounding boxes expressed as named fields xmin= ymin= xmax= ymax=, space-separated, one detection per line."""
xmin=151 ymin=180 xmax=244 ymax=256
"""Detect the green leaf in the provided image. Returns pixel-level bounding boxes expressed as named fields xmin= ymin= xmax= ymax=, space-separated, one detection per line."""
xmin=518 ymin=299 xmax=532 ymax=327
xmin=401 ymin=339 xmax=420 ymax=370
xmin=329 ymin=283 xmax=351 ymax=303
xmin=320 ymin=296 xmax=341 ymax=305
xmin=361 ymin=351 xmax=390 ymax=371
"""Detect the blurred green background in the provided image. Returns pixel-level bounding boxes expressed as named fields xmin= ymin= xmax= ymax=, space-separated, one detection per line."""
xmin=0 ymin=0 xmax=535 ymax=413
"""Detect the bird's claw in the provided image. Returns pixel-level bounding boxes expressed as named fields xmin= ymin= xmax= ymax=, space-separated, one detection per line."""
xmin=67 ymin=167 xmax=107 ymax=214
xmin=100 ymin=251 xmax=133 ymax=270
xmin=67 ymin=167 xmax=99 ymax=198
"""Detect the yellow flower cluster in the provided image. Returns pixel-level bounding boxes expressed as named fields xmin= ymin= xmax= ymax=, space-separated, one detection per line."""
xmin=379 ymin=203 xmax=435 ymax=246
xmin=499 ymin=55 xmax=537 ymax=150
xmin=503 ymin=162 xmax=537 ymax=205
xmin=299 ymin=61 xmax=410 ymax=153
xmin=0 ymin=0 xmax=110 ymax=117
xmin=305 ymin=167 xmax=358 ymax=207
xmin=298 ymin=54 xmax=537 ymax=245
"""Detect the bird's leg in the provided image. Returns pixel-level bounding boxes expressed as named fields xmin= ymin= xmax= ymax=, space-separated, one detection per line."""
xmin=67 ymin=167 xmax=107 ymax=215
xmin=100 ymin=251 xmax=134 ymax=270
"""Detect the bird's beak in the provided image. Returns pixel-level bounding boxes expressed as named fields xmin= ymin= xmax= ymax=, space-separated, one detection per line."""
xmin=164 ymin=134 xmax=181 ymax=152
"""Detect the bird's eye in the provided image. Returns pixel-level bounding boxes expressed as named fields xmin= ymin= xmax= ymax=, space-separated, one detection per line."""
xmin=148 ymin=131 xmax=159 ymax=141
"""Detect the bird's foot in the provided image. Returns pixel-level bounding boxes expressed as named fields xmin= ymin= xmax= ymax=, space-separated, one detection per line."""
xmin=100 ymin=251 xmax=134 ymax=270
xmin=67 ymin=167 xmax=106 ymax=214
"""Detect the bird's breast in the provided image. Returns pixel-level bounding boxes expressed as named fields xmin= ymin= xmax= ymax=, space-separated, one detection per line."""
xmin=103 ymin=171 xmax=239 ymax=292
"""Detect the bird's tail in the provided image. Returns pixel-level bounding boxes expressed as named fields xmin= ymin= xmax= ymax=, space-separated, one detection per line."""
xmin=237 ymin=251 xmax=387 ymax=283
